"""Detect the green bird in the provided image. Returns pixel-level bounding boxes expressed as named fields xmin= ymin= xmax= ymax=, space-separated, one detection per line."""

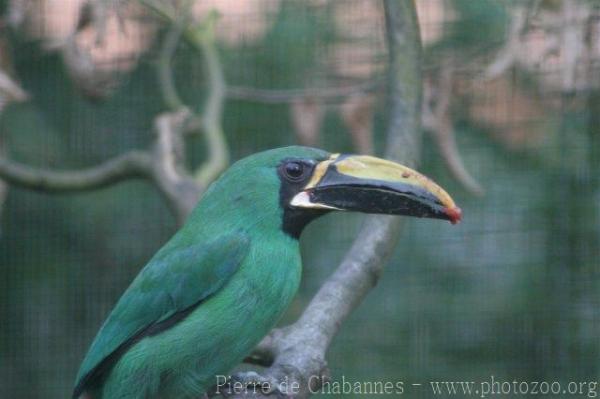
xmin=73 ymin=146 xmax=461 ymax=399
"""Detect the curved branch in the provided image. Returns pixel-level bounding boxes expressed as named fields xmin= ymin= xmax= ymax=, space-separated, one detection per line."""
xmin=424 ymin=64 xmax=484 ymax=196
xmin=226 ymin=80 xmax=382 ymax=104
xmin=193 ymin=14 xmax=229 ymax=187
xmin=151 ymin=109 xmax=202 ymax=223
xmin=0 ymin=151 xmax=153 ymax=192
xmin=221 ymin=1 xmax=423 ymax=397
xmin=0 ymin=111 xmax=202 ymax=224
xmin=481 ymin=5 xmax=528 ymax=80
xmin=141 ymin=2 xmax=230 ymax=189
xmin=1 ymin=1 xmax=233 ymax=227
xmin=0 ymin=68 xmax=28 ymax=102
xmin=157 ymin=9 xmax=188 ymax=111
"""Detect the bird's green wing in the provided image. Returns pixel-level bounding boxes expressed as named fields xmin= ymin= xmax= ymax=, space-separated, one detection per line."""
xmin=73 ymin=232 xmax=250 ymax=397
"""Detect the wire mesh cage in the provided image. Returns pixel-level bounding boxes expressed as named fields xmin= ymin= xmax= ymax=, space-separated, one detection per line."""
xmin=1 ymin=0 xmax=600 ymax=398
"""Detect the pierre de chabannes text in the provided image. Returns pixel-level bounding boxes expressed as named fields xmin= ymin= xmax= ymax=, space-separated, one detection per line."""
xmin=215 ymin=375 xmax=599 ymax=397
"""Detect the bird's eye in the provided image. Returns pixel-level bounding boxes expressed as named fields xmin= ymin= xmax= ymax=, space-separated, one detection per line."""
xmin=283 ymin=161 xmax=306 ymax=181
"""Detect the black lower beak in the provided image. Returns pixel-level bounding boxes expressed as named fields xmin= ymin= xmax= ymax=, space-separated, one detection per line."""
xmin=291 ymin=155 xmax=462 ymax=224
xmin=309 ymin=183 xmax=454 ymax=222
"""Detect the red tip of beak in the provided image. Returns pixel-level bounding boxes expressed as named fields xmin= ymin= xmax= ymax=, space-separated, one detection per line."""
xmin=445 ymin=206 xmax=462 ymax=225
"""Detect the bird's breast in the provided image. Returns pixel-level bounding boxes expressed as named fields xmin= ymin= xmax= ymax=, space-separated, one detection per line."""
xmin=228 ymin=240 xmax=302 ymax=325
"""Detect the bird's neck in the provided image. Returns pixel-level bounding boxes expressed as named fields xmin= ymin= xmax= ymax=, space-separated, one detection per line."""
xmin=186 ymin=191 xmax=289 ymax=241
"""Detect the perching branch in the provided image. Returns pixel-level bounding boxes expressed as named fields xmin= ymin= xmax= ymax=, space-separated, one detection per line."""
xmin=215 ymin=1 xmax=423 ymax=398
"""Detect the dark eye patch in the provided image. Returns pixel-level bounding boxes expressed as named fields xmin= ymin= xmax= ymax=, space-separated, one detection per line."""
xmin=277 ymin=158 xmax=325 ymax=239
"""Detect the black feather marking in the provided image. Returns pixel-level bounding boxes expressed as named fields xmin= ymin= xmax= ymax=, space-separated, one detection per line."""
xmin=72 ymin=300 xmax=204 ymax=398
xmin=277 ymin=158 xmax=328 ymax=239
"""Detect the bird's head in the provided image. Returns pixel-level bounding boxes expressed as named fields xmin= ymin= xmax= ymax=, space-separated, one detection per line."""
xmin=197 ymin=146 xmax=461 ymax=238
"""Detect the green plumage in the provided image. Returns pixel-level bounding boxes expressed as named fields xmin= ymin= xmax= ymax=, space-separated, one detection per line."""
xmin=75 ymin=147 xmax=329 ymax=399
xmin=74 ymin=145 xmax=460 ymax=399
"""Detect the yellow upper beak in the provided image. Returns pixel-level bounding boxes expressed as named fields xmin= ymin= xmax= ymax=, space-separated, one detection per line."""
xmin=290 ymin=154 xmax=462 ymax=224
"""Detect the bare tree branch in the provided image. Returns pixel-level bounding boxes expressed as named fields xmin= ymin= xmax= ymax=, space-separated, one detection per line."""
xmin=192 ymin=12 xmax=229 ymax=188
xmin=482 ymin=5 xmax=528 ymax=80
xmin=153 ymin=2 xmax=203 ymax=136
xmin=0 ymin=68 xmax=28 ymax=103
xmin=157 ymin=7 xmax=188 ymax=111
xmin=226 ymin=80 xmax=381 ymax=104
xmin=142 ymin=2 xmax=230 ymax=189
xmin=0 ymin=107 xmax=203 ymax=224
xmin=0 ymin=111 xmax=202 ymax=224
xmin=0 ymin=150 xmax=153 ymax=192
xmin=215 ymin=1 xmax=423 ymax=397
xmin=423 ymin=64 xmax=484 ymax=196
xmin=0 ymin=1 xmax=230 ymax=226
xmin=150 ymin=109 xmax=201 ymax=221
xmin=138 ymin=0 xmax=176 ymax=21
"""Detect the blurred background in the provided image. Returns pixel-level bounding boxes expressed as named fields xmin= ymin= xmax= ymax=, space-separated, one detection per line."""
xmin=0 ymin=0 xmax=599 ymax=397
